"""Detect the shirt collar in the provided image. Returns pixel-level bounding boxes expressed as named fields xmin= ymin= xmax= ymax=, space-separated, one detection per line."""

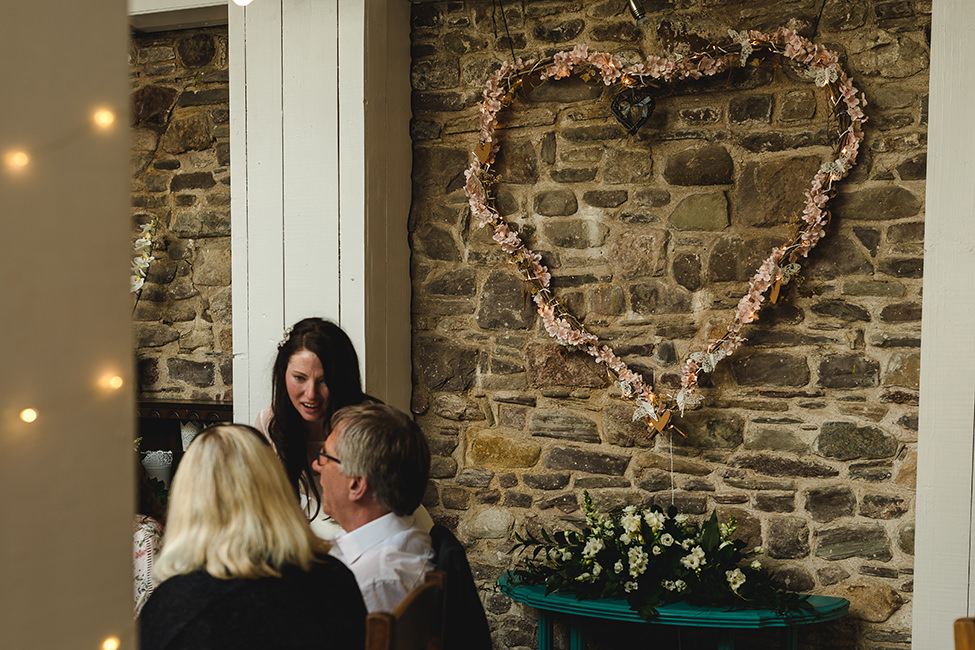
xmin=334 ymin=512 xmax=417 ymax=564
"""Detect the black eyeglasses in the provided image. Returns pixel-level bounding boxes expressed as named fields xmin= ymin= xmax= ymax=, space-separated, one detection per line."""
xmin=318 ymin=446 xmax=341 ymax=465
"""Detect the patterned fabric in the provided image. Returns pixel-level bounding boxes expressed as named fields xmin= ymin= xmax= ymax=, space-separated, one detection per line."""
xmin=134 ymin=514 xmax=164 ymax=617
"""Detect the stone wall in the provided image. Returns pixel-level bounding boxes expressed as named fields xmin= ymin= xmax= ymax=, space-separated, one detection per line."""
xmin=408 ymin=2 xmax=927 ymax=648
xmin=130 ymin=27 xmax=232 ymax=403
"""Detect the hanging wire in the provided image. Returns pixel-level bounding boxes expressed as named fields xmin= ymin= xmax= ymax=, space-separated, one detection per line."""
xmin=492 ymin=0 xmax=517 ymax=63
xmin=669 ymin=430 xmax=675 ymax=507
xmin=811 ymin=0 xmax=828 ymax=40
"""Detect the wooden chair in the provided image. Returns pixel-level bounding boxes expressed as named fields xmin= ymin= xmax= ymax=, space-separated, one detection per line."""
xmin=956 ymin=617 xmax=975 ymax=650
xmin=366 ymin=571 xmax=446 ymax=650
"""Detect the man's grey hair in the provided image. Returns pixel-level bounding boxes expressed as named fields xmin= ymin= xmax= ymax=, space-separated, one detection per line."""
xmin=331 ymin=403 xmax=430 ymax=516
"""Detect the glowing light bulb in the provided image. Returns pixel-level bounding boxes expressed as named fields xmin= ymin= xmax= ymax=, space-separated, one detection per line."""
xmin=4 ymin=150 xmax=30 ymax=170
xmin=98 ymin=373 xmax=125 ymax=390
xmin=92 ymin=109 xmax=116 ymax=129
xmin=20 ymin=408 xmax=38 ymax=423
xmin=102 ymin=637 xmax=121 ymax=650
xmin=232 ymin=0 xmax=254 ymax=5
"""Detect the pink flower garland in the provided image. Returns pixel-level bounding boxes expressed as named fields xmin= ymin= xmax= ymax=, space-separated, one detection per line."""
xmin=464 ymin=27 xmax=867 ymax=435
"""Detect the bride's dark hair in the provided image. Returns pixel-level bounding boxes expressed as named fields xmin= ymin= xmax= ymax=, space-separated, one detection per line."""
xmin=269 ymin=318 xmax=365 ymax=516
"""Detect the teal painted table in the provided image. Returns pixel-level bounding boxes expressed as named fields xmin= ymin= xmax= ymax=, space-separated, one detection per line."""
xmin=498 ymin=573 xmax=848 ymax=650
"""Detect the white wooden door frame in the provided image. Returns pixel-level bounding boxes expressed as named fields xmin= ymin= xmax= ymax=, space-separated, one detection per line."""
xmin=128 ymin=0 xmax=413 ymax=422
xmin=912 ymin=0 xmax=975 ymax=647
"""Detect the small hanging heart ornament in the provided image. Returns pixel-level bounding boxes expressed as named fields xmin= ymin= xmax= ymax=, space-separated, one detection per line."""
xmin=474 ymin=140 xmax=492 ymax=165
xmin=610 ymin=85 xmax=655 ymax=135
xmin=464 ymin=29 xmax=867 ymax=439
xmin=648 ymin=409 xmax=672 ymax=434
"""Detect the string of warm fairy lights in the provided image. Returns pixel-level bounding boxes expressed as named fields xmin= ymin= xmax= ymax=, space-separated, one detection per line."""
xmin=2 ymin=107 xmax=117 ymax=174
xmin=5 ymin=2 xmax=255 ymax=642
xmin=4 ymin=106 xmax=126 ymax=427
xmin=4 ymin=103 xmax=128 ymax=650
xmin=12 ymin=368 xmax=125 ymax=650
xmin=13 ymin=371 xmax=126 ymax=426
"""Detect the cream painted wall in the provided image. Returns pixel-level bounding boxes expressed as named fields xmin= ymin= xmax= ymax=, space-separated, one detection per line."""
xmin=0 ymin=1 xmax=134 ymax=648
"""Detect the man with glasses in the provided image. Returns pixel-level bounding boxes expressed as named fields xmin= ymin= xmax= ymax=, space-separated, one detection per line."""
xmin=312 ymin=402 xmax=434 ymax=613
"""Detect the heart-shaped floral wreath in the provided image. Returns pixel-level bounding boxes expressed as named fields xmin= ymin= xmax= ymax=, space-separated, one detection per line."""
xmin=464 ymin=27 xmax=867 ymax=438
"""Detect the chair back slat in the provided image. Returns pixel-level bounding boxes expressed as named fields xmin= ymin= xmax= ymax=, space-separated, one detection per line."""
xmin=365 ymin=614 xmax=394 ymax=650
xmin=956 ymin=618 xmax=975 ymax=650
xmin=366 ymin=571 xmax=446 ymax=650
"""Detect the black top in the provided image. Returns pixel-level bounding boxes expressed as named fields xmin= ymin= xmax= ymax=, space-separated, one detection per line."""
xmin=140 ymin=554 xmax=366 ymax=650
xmin=430 ymin=525 xmax=493 ymax=650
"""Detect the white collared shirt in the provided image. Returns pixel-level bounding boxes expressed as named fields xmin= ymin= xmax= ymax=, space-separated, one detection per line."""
xmin=330 ymin=512 xmax=434 ymax=613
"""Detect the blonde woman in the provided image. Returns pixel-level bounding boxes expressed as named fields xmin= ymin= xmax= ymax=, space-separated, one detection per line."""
xmin=139 ymin=425 xmax=366 ymax=650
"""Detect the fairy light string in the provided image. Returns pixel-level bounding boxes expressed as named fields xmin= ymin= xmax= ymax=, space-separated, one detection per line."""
xmin=4 ymin=106 xmax=128 ymax=446
xmin=464 ymin=27 xmax=867 ymax=440
xmin=3 ymin=108 xmax=118 ymax=175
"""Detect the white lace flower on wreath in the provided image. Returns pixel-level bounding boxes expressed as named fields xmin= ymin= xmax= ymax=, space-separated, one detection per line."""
xmin=727 ymin=29 xmax=753 ymax=66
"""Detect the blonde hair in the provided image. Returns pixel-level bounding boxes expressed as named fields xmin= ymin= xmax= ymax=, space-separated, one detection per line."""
xmin=154 ymin=424 xmax=328 ymax=582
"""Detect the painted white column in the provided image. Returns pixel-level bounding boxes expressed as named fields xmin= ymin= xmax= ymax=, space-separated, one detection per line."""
xmin=913 ymin=0 xmax=975 ymax=647
xmin=231 ymin=0 xmax=413 ymax=423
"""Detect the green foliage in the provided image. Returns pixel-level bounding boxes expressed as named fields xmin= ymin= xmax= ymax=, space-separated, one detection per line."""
xmin=511 ymin=491 xmax=810 ymax=620
xmin=147 ymin=476 xmax=169 ymax=506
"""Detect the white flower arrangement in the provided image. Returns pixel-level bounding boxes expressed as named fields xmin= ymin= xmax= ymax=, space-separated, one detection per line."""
xmin=583 ymin=537 xmax=605 ymax=559
xmin=513 ymin=492 xmax=809 ymax=620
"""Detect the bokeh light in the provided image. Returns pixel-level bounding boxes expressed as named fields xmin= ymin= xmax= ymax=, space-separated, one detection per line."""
xmin=98 ymin=373 xmax=125 ymax=390
xmin=92 ymin=109 xmax=116 ymax=129
xmin=4 ymin=150 xmax=30 ymax=170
